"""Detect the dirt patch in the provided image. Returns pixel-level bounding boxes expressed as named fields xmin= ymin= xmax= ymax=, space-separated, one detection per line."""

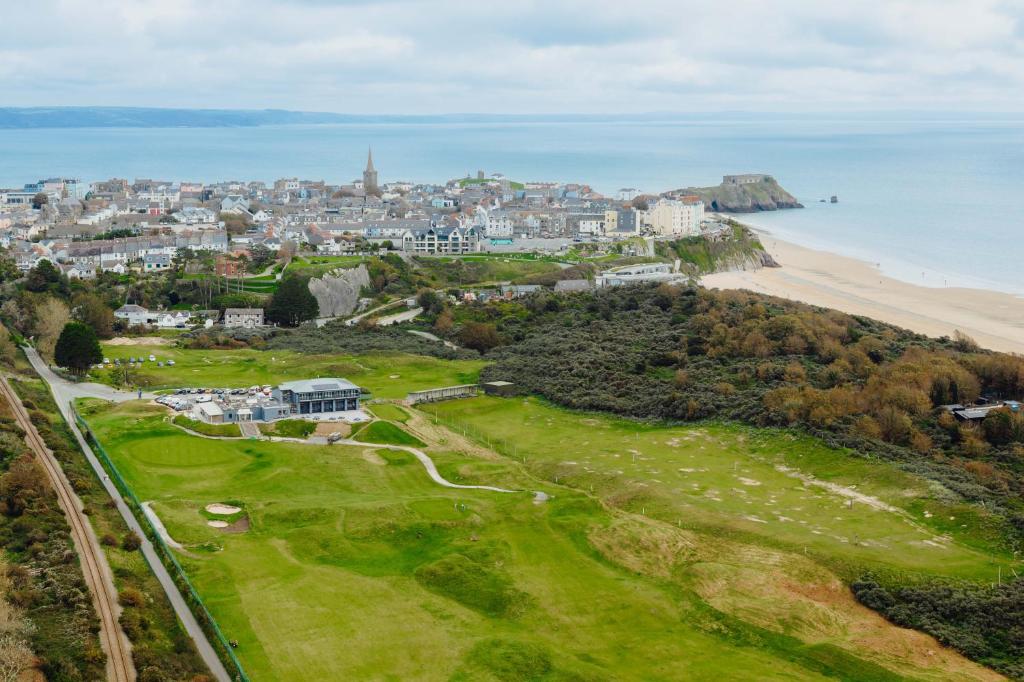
xmin=105 ymin=336 xmax=172 ymax=346
xmin=221 ymin=516 xmax=250 ymax=534
xmin=361 ymin=449 xmax=387 ymax=465
xmin=315 ymin=422 xmax=351 ymax=437
xmin=206 ymin=503 xmax=241 ymax=515
xmin=404 ymin=408 xmax=500 ymax=460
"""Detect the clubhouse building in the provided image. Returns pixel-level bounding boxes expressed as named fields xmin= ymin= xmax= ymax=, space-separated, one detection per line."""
xmin=278 ymin=378 xmax=361 ymax=415
xmin=189 ymin=377 xmax=364 ymax=424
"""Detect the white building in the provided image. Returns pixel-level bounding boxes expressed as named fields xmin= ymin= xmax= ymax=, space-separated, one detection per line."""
xmin=643 ymin=198 xmax=704 ymax=237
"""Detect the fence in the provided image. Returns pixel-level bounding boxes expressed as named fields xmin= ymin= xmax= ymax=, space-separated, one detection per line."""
xmin=425 ymin=409 xmax=523 ymax=462
xmin=71 ymin=406 xmax=249 ymax=682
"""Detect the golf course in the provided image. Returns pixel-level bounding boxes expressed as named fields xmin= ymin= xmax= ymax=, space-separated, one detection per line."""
xmin=77 ymin=348 xmax=1011 ymax=681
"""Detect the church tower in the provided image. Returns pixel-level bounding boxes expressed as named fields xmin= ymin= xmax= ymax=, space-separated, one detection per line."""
xmin=363 ymin=147 xmax=379 ymax=196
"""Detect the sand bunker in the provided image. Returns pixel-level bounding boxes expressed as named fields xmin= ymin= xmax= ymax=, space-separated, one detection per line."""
xmin=105 ymin=336 xmax=171 ymax=346
xmin=207 ymin=520 xmax=229 ymax=528
xmin=205 ymin=503 xmax=241 ymax=515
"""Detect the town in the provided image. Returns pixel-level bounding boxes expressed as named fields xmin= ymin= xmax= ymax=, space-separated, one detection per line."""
xmin=0 ymin=153 xmax=779 ymax=277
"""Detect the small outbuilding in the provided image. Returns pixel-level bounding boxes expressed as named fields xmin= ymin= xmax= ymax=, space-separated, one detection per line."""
xmin=482 ymin=381 xmax=516 ymax=397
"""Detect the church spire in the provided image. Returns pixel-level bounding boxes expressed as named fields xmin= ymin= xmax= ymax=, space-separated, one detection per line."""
xmin=363 ymin=146 xmax=379 ymax=195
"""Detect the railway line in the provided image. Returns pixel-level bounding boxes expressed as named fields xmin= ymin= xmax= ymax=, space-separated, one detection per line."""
xmin=0 ymin=377 xmax=136 ymax=681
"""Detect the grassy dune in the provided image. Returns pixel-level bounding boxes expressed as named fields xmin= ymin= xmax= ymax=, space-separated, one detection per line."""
xmin=81 ymin=393 xmax=1005 ymax=681
xmin=424 ymin=397 xmax=1010 ymax=581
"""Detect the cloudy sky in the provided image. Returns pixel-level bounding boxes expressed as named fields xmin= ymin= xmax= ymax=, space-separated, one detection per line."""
xmin=4 ymin=0 xmax=1024 ymax=113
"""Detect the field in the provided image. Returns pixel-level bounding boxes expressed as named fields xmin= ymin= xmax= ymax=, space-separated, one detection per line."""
xmin=80 ymin=389 xmax=1007 ymax=681
xmin=92 ymin=345 xmax=487 ymax=398
xmin=283 ymin=255 xmax=368 ymax=279
xmin=424 ymin=397 xmax=1011 ymax=580
xmin=413 ymin=256 xmax=563 ymax=286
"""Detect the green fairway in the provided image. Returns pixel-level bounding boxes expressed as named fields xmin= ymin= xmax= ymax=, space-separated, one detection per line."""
xmin=92 ymin=346 xmax=486 ymax=398
xmin=80 ymin=396 xmax=1004 ymax=682
xmin=352 ymin=420 xmax=425 ymax=447
xmin=422 ymin=397 xmax=1012 ymax=581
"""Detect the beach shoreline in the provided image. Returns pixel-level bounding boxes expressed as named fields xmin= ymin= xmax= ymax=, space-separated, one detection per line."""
xmin=700 ymin=224 xmax=1024 ymax=355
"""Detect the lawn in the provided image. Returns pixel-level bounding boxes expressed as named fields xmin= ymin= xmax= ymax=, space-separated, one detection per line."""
xmin=422 ymin=396 xmax=1013 ymax=582
xmin=92 ymin=346 xmax=487 ymax=398
xmin=79 ymin=396 xmax=1005 ymax=682
xmin=284 ymin=255 xmax=368 ymax=279
xmin=367 ymin=402 xmax=409 ymax=423
xmin=413 ymin=257 xmax=562 ymax=286
xmin=352 ymin=420 xmax=425 ymax=447
xmin=172 ymin=414 xmax=241 ymax=437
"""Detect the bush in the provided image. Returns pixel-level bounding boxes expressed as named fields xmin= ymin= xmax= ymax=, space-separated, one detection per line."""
xmin=121 ymin=532 xmax=142 ymax=552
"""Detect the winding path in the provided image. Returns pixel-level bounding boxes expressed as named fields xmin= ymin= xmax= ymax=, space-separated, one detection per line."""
xmin=339 ymin=438 xmax=515 ymax=493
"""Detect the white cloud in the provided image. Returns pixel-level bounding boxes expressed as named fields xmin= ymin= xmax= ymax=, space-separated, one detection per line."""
xmin=4 ymin=0 xmax=1024 ymax=112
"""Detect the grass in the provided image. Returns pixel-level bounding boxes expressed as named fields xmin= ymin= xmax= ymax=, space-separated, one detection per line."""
xmin=79 ymin=393 xmax=1007 ymax=682
xmin=413 ymin=257 xmax=562 ymax=286
xmin=92 ymin=345 xmax=487 ymax=399
xmin=352 ymin=420 xmax=425 ymax=447
xmin=284 ymin=255 xmax=368 ymax=279
xmin=457 ymin=177 xmax=525 ymax=190
xmin=81 ymin=399 xmax=874 ymax=682
xmin=259 ymin=419 xmax=316 ymax=439
xmin=367 ymin=402 xmax=409 ymax=423
xmin=172 ymin=414 xmax=241 ymax=437
xmin=422 ymin=396 xmax=1012 ymax=582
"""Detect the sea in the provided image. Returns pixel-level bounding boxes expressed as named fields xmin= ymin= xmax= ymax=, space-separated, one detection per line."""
xmin=1 ymin=116 xmax=1022 ymax=295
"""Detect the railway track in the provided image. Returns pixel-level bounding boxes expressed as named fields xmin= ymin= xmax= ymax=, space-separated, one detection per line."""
xmin=0 ymin=377 xmax=136 ymax=681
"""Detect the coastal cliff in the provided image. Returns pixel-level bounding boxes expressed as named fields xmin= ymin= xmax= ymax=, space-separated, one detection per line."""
xmin=656 ymin=222 xmax=779 ymax=277
xmin=668 ymin=176 xmax=803 ymax=212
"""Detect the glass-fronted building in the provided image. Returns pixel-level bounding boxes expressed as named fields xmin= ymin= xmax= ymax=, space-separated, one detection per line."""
xmin=277 ymin=378 xmax=361 ymax=415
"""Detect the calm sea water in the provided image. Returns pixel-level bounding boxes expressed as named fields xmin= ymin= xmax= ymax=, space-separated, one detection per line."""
xmin=1 ymin=117 xmax=1022 ymax=294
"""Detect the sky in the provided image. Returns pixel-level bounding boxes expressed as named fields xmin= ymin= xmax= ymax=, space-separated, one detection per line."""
xmin=4 ymin=0 xmax=1024 ymax=114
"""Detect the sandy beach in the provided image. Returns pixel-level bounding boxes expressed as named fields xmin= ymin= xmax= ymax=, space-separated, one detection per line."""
xmin=701 ymin=231 xmax=1024 ymax=355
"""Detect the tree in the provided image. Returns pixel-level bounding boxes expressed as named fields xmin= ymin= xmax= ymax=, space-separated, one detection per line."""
xmin=72 ymin=293 xmax=115 ymax=339
xmin=54 ymin=321 xmax=102 ymax=374
xmin=31 ymin=192 xmax=48 ymax=209
xmin=24 ymin=259 xmax=65 ymax=294
xmin=0 ymin=251 xmax=18 ymax=284
xmin=34 ymin=297 xmax=70 ymax=360
xmin=266 ymin=275 xmax=318 ymax=327
xmin=458 ymin=321 xmax=501 ymax=353
xmin=0 ymin=633 xmax=34 ymax=682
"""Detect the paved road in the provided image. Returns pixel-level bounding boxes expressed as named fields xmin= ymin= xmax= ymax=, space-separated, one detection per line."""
xmin=24 ymin=347 xmax=233 ymax=682
xmin=376 ymin=307 xmax=422 ymax=327
xmin=24 ymin=349 xmax=154 ymax=403
xmin=407 ymin=330 xmax=461 ymax=350
xmin=0 ymin=376 xmax=136 ymax=681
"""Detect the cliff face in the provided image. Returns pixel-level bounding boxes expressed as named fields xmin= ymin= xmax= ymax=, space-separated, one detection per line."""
xmin=671 ymin=178 xmax=803 ymax=213
xmin=656 ymin=223 xmax=780 ymax=277
xmin=307 ymin=265 xmax=371 ymax=318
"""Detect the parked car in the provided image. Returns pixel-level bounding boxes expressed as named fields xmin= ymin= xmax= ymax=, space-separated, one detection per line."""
xmin=148 ymin=354 xmax=156 ymax=362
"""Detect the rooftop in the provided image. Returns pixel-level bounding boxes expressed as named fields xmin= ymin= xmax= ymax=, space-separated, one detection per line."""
xmin=279 ymin=378 xmax=359 ymax=393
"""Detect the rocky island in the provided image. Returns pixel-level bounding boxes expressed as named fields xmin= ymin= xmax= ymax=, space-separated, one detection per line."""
xmin=667 ymin=173 xmax=803 ymax=212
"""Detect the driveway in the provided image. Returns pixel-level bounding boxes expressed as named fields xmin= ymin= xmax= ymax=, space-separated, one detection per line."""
xmin=24 ymin=347 xmax=154 ymax=404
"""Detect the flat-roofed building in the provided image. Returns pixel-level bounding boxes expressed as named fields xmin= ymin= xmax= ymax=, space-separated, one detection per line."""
xmin=278 ymin=378 xmax=361 ymax=415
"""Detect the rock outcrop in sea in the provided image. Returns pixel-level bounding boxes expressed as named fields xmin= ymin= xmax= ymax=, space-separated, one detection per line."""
xmin=667 ymin=176 xmax=803 ymax=212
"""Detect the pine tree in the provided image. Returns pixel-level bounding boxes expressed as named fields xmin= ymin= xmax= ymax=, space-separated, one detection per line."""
xmin=266 ymin=275 xmax=318 ymax=327
xmin=53 ymin=322 xmax=102 ymax=374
